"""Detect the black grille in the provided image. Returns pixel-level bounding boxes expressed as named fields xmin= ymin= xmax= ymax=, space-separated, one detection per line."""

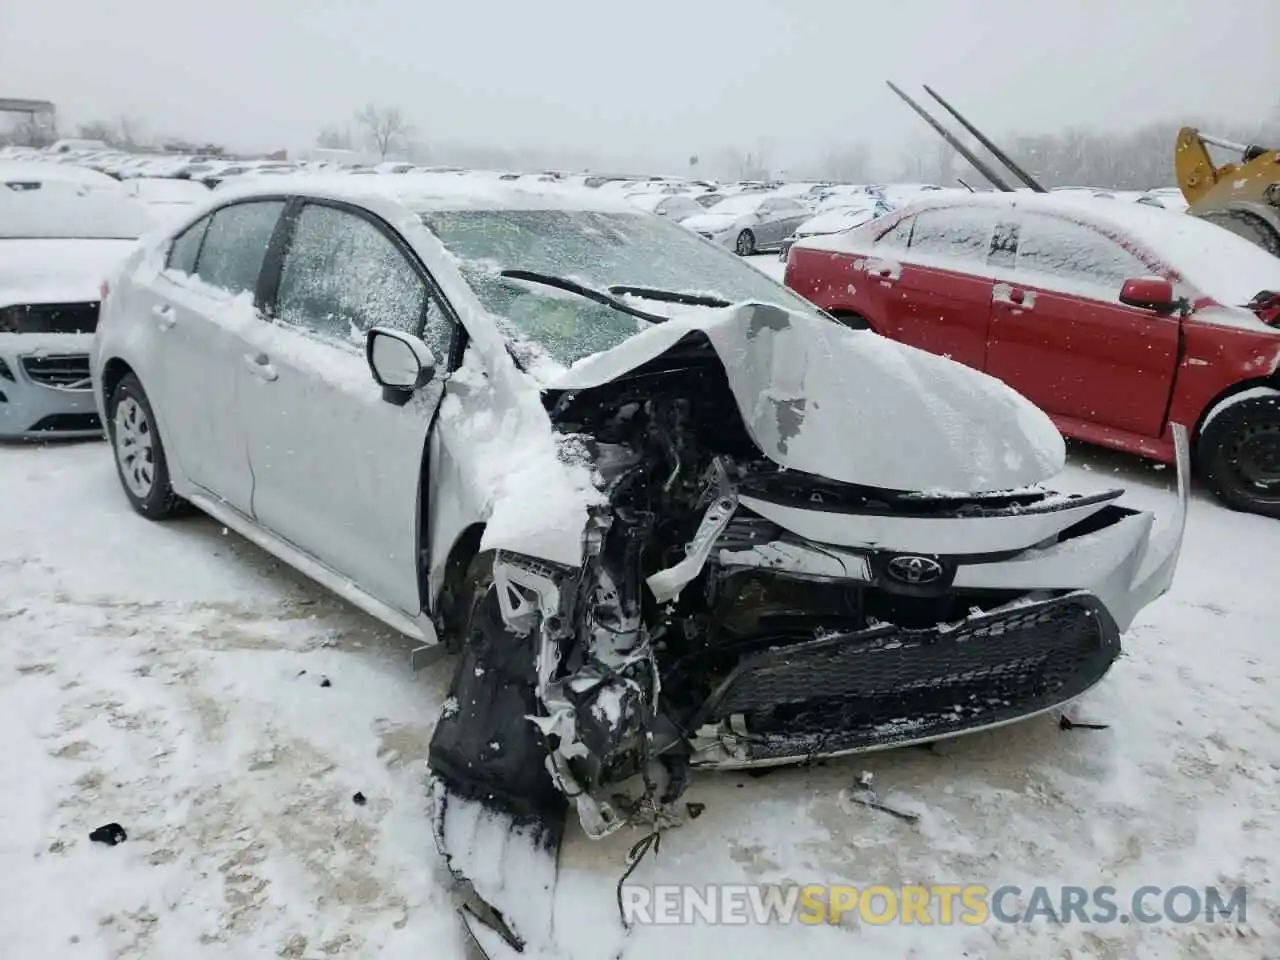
xmin=21 ymin=354 xmax=92 ymax=389
xmin=0 ymin=302 xmax=99 ymax=334
xmin=27 ymin=413 xmax=102 ymax=433
xmin=697 ymin=593 xmax=1118 ymax=760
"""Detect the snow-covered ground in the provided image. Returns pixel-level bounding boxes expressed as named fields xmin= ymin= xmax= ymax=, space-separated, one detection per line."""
xmin=3 ymin=356 xmax=1277 ymax=957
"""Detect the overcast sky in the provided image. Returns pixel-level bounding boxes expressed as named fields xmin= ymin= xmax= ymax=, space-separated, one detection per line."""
xmin=3 ymin=0 xmax=1277 ymax=171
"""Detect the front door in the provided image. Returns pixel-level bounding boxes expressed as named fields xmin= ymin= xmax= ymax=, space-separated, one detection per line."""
xmin=239 ymin=200 xmax=456 ymax=618
xmin=146 ymin=199 xmax=286 ymax=513
xmin=985 ymin=211 xmax=1179 ymax=437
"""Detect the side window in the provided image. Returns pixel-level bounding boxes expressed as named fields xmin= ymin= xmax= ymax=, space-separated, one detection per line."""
xmin=195 ymin=201 xmax=285 ymax=296
xmin=989 ymin=220 xmax=1019 ymax=270
xmin=276 ymin=203 xmax=449 ymax=357
xmin=166 ymin=216 xmax=210 ymax=274
xmin=1015 ymin=213 xmax=1149 ymax=294
xmin=875 ymin=216 xmax=913 ymax=248
xmin=907 ymin=206 xmax=997 ymax=263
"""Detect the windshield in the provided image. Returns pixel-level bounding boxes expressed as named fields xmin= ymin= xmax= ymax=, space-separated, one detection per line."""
xmin=703 ymin=195 xmax=764 ymax=216
xmin=419 ymin=207 xmax=819 ymax=366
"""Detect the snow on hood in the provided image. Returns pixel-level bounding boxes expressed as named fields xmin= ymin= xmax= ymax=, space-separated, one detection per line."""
xmin=542 ymin=302 xmax=1065 ymax=493
xmin=680 ymin=212 xmax=740 ymax=232
xmin=0 ymin=238 xmax=138 ymax=306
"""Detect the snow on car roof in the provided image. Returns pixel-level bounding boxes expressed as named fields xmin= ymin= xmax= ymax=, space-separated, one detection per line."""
xmin=0 ymin=189 xmax=154 ymax=240
xmin=214 ymin=172 xmax=641 ymax=215
xmin=0 ymin=160 xmax=122 ymax=190
xmin=891 ymin=191 xmax=1280 ymax=306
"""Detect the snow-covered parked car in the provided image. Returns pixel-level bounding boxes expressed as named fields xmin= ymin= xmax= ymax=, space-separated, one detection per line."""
xmin=90 ymin=175 xmax=1186 ymax=954
xmin=625 ymin=191 xmax=703 ymax=222
xmin=681 ymin=193 xmax=811 ymax=255
xmin=0 ymin=159 xmax=124 ymax=194
xmin=1 ymin=188 xmax=152 ymax=438
xmin=118 ymin=177 xmax=212 ymax=225
xmin=778 ymin=195 xmax=895 ymax=259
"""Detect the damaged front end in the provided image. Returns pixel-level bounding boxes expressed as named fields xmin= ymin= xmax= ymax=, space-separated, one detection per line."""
xmin=427 ymin=306 xmax=1187 ymax=952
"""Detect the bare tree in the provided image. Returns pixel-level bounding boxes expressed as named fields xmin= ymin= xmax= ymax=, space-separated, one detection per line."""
xmin=116 ymin=115 xmax=146 ymax=150
xmin=354 ymin=105 xmax=413 ymax=160
xmin=317 ymin=125 xmax=354 ymax=150
xmin=817 ymin=141 xmax=871 ymax=182
xmin=75 ymin=120 xmax=119 ymax=145
xmin=10 ymin=113 xmax=58 ymax=147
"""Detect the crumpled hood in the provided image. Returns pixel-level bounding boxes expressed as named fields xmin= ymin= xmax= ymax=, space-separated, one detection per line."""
xmin=0 ymin=239 xmax=138 ymax=307
xmin=542 ymin=302 xmax=1066 ymax=493
xmin=680 ymin=212 xmax=741 ymax=233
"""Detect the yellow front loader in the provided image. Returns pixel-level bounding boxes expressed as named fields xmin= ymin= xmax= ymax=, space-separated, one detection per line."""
xmin=1175 ymin=128 xmax=1280 ymax=254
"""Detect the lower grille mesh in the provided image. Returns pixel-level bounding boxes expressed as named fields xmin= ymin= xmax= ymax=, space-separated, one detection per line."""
xmin=698 ymin=593 xmax=1118 ymax=760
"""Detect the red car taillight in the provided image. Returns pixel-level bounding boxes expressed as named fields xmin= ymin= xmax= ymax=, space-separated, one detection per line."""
xmin=99 ymin=279 xmax=110 ymax=300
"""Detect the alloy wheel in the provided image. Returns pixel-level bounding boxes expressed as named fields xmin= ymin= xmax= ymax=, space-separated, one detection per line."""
xmin=114 ymin=396 xmax=155 ymax=498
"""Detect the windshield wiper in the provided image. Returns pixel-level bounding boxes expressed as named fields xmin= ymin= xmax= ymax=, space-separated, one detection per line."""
xmin=498 ymin=269 xmax=666 ymax=324
xmin=606 ymin=285 xmax=731 ymax=308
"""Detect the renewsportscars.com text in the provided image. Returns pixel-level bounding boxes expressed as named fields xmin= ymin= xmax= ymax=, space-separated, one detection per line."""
xmin=621 ymin=884 xmax=1248 ymax=926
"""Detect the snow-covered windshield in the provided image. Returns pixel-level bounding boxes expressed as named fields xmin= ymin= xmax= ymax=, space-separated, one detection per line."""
xmin=703 ymin=195 xmax=765 ymax=215
xmin=420 ymin=208 xmax=818 ymax=365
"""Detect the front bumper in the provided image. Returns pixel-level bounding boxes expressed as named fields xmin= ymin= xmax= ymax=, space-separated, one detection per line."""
xmin=0 ymin=338 xmax=102 ymax=439
xmin=688 ymin=591 xmax=1118 ymax=767
xmin=660 ymin=426 xmax=1191 ymax=767
xmin=696 ymin=229 xmax=737 ymax=249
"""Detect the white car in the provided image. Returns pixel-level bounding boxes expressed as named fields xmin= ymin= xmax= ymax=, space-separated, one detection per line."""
xmin=625 ymin=192 xmax=704 ymax=222
xmin=778 ymin=196 xmax=894 ymax=259
xmin=91 ymin=174 xmax=1184 ymax=955
xmin=118 ymin=177 xmax=212 ymax=224
xmin=680 ymin=193 xmax=812 ymax=255
xmin=2 ymin=188 xmax=152 ymax=438
xmin=0 ymin=160 xmax=123 ymax=194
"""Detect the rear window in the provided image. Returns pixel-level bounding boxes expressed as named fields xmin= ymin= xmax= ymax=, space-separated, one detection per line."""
xmin=193 ymin=201 xmax=284 ymax=296
xmin=907 ymin=206 xmax=998 ymax=263
xmin=167 ymin=216 xmax=210 ymax=273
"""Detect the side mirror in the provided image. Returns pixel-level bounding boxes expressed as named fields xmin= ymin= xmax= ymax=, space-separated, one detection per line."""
xmin=1119 ymin=276 xmax=1177 ymax=314
xmin=366 ymin=326 xmax=435 ymax=406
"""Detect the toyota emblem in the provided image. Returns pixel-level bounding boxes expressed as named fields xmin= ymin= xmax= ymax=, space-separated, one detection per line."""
xmin=886 ymin=555 xmax=944 ymax=585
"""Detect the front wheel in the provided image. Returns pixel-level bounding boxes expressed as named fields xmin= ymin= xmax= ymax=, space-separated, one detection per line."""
xmin=108 ymin=373 xmax=186 ymax=520
xmin=1197 ymin=393 xmax=1280 ymax=518
xmin=735 ymin=229 xmax=756 ymax=257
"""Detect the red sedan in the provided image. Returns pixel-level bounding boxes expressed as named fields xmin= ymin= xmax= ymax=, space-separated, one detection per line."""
xmin=784 ymin=193 xmax=1280 ymax=516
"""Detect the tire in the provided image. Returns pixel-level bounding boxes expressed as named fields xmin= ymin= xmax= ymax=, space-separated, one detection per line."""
xmin=1197 ymin=393 xmax=1280 ymax=518
xmin=107 ymin=373 xmax=186 ymax=520
xmin=735 ymin=229 xmax=756 ymax=257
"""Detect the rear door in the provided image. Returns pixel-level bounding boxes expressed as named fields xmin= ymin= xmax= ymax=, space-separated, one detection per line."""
xmin=766 ymin=198 xmax=810 ymax=246
xmin=146 ymin=199 xmax=286 ymax=513
xmin=239 ymin=199 xmax=457 ymax=618
xmin=872 ymin=204 xmax=999 ymax=370
xmin=985 ymin=211 xmax=1179 ymax=438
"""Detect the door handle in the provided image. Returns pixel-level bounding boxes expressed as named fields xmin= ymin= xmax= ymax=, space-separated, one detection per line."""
xmin=243 ymin=352 xmax=278 ymax=382
xmin=992 ymin=283 xmax=1034 ymax=310
xmin=152 ymin=304 xmax=176 ymax=329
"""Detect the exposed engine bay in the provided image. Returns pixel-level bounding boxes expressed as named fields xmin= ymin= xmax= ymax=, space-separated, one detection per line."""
xmin=430 ymin=332 xmax=1164 ymax=836
xmin=426 ymin=321 xmax=1187 ymax=955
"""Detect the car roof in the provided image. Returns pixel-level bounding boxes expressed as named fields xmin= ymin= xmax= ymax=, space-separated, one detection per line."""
xmin=211 ymin=171 xmax=641 ymax=215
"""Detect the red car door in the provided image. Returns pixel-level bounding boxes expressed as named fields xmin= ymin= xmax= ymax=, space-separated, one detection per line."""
xmin=985 ymin=211 xmax=1179 ymax=438
xmin=871 ymin=205 xmax=999 ymax=370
